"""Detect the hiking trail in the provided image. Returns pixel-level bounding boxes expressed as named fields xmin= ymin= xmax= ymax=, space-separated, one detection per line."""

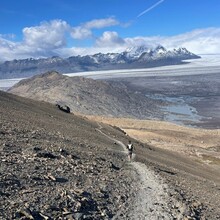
xmin=96 ymin=123 xmax=174 ymax=219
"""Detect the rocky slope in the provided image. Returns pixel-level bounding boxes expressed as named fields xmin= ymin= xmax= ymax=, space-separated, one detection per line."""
xmin=0 ymin=90 xmax=136 ymax=219
xmin=8 ymin=71 xmax=163 ymax=119
xmin=0 ymin=46 xmax=200 ymax=79
xmin=1 ymin=91 xmax=220 ymax=219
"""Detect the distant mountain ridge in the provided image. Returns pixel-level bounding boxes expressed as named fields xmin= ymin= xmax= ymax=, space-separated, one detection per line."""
xmin=0 ymin=45 xmax=200 ymax=79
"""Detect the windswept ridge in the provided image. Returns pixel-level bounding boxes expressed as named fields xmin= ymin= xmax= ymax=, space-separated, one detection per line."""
xmin=8 ymin=71 xmax=162 ymax=119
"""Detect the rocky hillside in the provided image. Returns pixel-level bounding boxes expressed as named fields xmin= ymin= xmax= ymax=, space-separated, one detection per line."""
xmin=0 ymin=45 xmax=200 ymax=79
xmin=8 ymin=71 xmax=162 ymax=119
xmin=1 ymin=91 xmax=220 ymax=219
xmin=0 ymin=90 xmax=136 ymax=219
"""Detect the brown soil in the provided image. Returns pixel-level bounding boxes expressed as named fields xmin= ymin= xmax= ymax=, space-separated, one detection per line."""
xmin=86 ymin=115 xmax=220 ymax=165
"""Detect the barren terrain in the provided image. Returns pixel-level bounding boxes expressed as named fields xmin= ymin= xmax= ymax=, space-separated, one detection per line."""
xmin=0 ymin=91 xmax=137 ymax=219
xmin=1 ymin=63 xmax=220 ymax=219
xmin=106 ymin=71 xmax=220 ymax=129
xmin=1 ymin=91 xmax=220 ymax=219
xmin=8 ymin=71 xmax=162 ymax=120
xmin=85 ymin=115 xmax=220 ymax=219
xmin=86 ymin=115 xmax=220 ymax=168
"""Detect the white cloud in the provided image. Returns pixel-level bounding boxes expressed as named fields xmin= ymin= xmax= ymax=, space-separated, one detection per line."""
xmin=23 ymin=20 xmax=69 ymax=49
xmin=122 ymin=27 xmax=220 ymax=55
xmin=70 ymin=26 xmax=92 ymax=40
xmin=84 ymin=17 xmax=119 ymax=29
xmin=0 ymin=18 xmax=121 ymax=61
xmin=160 ymin=28 xmax=220 ymax=54
xmin=124 ymin=36 xmax=160 ymax=48
xmin=70 ymin=17 xmax=119 ymax=40
xmin=0 ymin=19 xmax=70 ymax=61
xmin=96 ymin=31 xmax=125 ymax=47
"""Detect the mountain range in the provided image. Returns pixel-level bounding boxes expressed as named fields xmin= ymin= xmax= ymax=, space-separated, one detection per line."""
xmin=0 ymin=45 xmax=200 ymax=79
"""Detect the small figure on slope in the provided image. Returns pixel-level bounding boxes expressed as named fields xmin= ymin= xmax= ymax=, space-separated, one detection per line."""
xmin=127 ymin=140 xmax=134 ymax=161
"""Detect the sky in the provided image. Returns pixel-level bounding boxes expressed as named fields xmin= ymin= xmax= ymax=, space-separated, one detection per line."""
xmin=0 ymin=0 xmax=220 ymax=61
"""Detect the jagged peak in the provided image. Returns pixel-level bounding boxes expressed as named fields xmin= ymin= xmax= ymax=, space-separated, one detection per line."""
xmin=125 ymin=45 xmax=150 ymax=54
xmin=154 ymin=45 xmax=167 ymax=52
xmin=174 ymin=47 xmax=189 ymax=52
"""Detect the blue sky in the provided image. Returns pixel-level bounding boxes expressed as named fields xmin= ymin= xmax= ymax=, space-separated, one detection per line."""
xmin=0 ymin=0 xmax=220 ymax=61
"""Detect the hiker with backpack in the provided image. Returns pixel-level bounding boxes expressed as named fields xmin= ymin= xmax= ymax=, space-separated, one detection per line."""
xmin=127 ymin=140 xmax=134 ymax=161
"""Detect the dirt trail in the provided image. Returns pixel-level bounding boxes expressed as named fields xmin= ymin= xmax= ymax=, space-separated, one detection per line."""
xmin=121 ymin=162 xmax=173 ymax=220
xmin=96 ymin=123 xmax=175 ymax=219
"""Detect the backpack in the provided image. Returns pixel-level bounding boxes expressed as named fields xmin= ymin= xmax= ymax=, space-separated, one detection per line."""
xmin=127 ymin=144 xmax=133 ymax=151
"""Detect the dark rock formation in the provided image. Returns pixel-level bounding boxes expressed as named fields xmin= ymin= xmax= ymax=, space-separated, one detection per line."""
xmin=56 ymin=103 xmax=71 ymax=113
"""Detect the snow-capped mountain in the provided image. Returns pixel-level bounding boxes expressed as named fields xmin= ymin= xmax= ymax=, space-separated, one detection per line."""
xmin=0 ymin=45 xmax=200 ymax=79
xmin=92 ymin=45 xmax=199 ymax=63
xmin=124 ymin=45 xmax=151 ymax=59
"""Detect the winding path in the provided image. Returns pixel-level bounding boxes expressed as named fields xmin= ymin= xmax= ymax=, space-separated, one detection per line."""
xmin=96 ymin=124 xmax=174 ymax=219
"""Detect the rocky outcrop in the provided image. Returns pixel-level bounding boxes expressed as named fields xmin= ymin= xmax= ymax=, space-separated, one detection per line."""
xmin=56 ymin=103 xmax=71 ymax=113
xmin=8 ymin=71 xmax=163 ymax=119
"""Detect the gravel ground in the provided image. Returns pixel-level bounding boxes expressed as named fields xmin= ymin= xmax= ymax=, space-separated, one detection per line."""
xmin=114 ymin=162 xmax=173 ymax=220
xmin=96 ymin=126 xmax=201 ymax=220
xmin=0 ymin=91 xmax=136 ymax=219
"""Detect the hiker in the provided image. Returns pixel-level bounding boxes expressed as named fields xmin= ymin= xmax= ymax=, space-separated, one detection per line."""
xmin=127 ymin=140 xmax=134 ymax=161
